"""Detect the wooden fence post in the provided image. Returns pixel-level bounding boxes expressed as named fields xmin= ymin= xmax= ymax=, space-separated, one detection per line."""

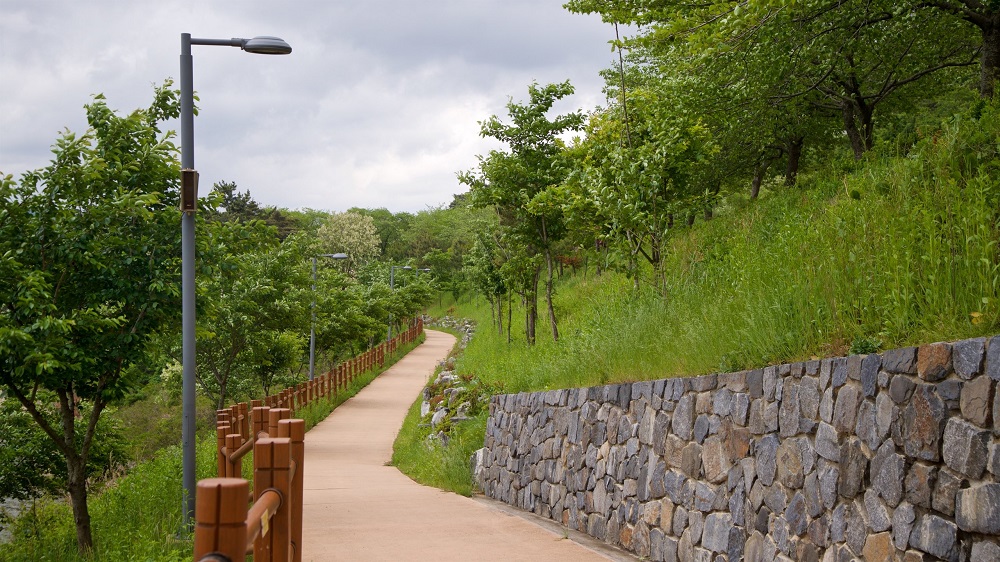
xmin=194 ymin=478 xmax=249 ymax=562
xmin=278 ymin=419 xmax=306 ymax=562
xmin=253 ymin=437 xmax=292 ymax=562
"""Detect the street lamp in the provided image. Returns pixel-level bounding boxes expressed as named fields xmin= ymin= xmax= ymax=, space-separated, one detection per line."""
xmin=310 ymin=253 xmax=348 ymax=381
xmin=387 ymin=265 xmax=412 ymax=342
xmin=179 ymin=32 xmax=291 ymax=528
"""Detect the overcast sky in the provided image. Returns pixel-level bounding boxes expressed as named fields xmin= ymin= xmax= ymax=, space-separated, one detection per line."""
xmin=0 ymin=1 xmax=617 ymax=213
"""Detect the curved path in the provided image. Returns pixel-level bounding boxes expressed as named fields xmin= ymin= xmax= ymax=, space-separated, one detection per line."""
xmin=300 ymin=329 xmax=628 ymax=561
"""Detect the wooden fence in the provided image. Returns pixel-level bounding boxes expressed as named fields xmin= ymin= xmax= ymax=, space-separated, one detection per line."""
xmin=194 ymin=318 xmax=423 ymax=561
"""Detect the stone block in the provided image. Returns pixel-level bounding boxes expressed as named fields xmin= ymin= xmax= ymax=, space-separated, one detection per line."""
xmin=864 ymin=488 xmax=891 ymax=532
xmin=875 ymin=393 xmax=898 ymax=441
xmin=908 ymin=514 xmax=958 ymax=562
xmin=861 ymin=353 xmax=880 ymax=396
xmin=832 ymin=357 xmax=849 ymax=388
xmin=779 ymin=380 xmax=800 ymax=437
xmin=815 ymin=422 xmax=840 ymax=462
xmin=863 ymin=532 xmax=894 ymax=562
xmin=917 ymin=342 xmax=952 ymax=382
xmin=838 ymin=437 xmax=868 ymax=499
xmin=892 ymin=502 xmax=915 ymax=550
xmin=888 ymin=374 xmax=916 ymax=404
xmin=871 ymin=440 xmax=904 ymax=507
xmin=756 ymin=433 xmax=779 ymax=486
xmin=960 ymin=375 xmax=992 ymax=428
xmin=956 ymin=483 xmax=1000 ymax=534
xmin=671 ymin=394 xmax=694 ymax=440
xmin=855 ymin=398 xmax=880 ymax=451
xmin=786 ymin=492 xmax=808 ymax=536
xmin=932 ymin=468 xmax=961 ymax=516
xmin=681 ymin=442 xmax=702 ymax=479
xmin=988 ymin=335 xmax=1000 ymax=381
xmin=901 ymin=384 xmax=946 ymax=462
xmin=971 ymin=541 xmax=1000 ymax=562
xmin=882 ymin=346 xmax=918 ymax=374
xmin=748 ymin=368 xmax=764 ymax=398
xmin=693 ymin=414 xmax=710 ymax=444
xmin=820 ymin=387 xmax=834 ymax=423
xmin=833 ymin=384 xmax=861 ymax=433
xmin=905 ymin=462 xmax=936 ymax=508
xmin=701 ymin=436 xmax=730 ymax=484
xmin=953 ymin=337 xmax=985 ymax=379
xmin=701 ymin=512 xmax=732 ymax=553
xmin=942 ymin=417 xmax=989 ymax=479
xmin=777 ymin=438 xmax=805 ymax=489
xmin=711 ymin=387 xmax=733 ymax=417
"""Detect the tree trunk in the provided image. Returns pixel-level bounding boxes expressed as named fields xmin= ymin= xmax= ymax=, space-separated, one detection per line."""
xmin=507 ymin=291 xmax=512 ymax=344
xmin=67 ymin=455 xmax=94 ymax=553
xmin=751 ymin=157 xmax=772 ymax=200
xmin=982 ymin=21 xmax=1000 ymax=98
xmin=785 ymin=136 xmax=804 ymax=185
xmin=544 ymin=246 xmax=559 ymax=342
xmin=526 ymin=268 xmax=539 ymax=345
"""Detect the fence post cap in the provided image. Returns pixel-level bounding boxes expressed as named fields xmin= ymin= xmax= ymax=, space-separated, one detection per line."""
xmin=196 ymin=478 xmax=249 ymax=524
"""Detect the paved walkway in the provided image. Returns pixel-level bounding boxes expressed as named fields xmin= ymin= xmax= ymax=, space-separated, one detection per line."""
xmin=300 ymin=329 xmax=627 ymax=561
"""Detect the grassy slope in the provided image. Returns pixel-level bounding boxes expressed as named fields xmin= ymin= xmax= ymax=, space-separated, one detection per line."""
xmin=394 ymin=105 xmax=1000 ymax=494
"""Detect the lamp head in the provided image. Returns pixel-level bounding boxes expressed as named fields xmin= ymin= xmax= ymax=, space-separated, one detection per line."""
xmin=241 ymin=36 xmax=292 ymax=55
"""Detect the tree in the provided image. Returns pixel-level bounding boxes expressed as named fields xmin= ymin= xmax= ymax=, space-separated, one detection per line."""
xmin=0 ymin=84 xmax=181 ymax=553
xmin=317 ymin=211 xmax=381 ymax=272
xmin=460 ymin=81 xmax=584 ymax=344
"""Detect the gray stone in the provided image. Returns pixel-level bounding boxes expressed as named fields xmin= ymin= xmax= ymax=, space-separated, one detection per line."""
xmin=799 ymin=377 xmax=821 ymax=420
xmin=803 ymin=472 xmax=823 ymax=518
xmin=870 ymin=440 xmax=904 ymax=507
xmin=956 ymin=483 xmax=1000 ymax=534
xmin=779 ymin=381 xmax=800 ymax=438
xmin=905 ymin=462 xmax=936 ymax=508
xmin=989 ymin=336 xmax=1000 ymax=381
xmin=701 ymin=513 xmax=732 ymax=553
xmin=693 ymin=414 xmax=710 ymax=444
xmin=693 ymin=481 xmax=716 ymax=512
xmin=953 ymin=337 xmax=986 ymax=379
xmin=776 ymin=438 xmax=804 ymax=489
xmin=815 ymin=422 xmax=840 ymax=462
xmin=681 ymin=442 xmax=702 ymax=479
xmin=832 ymin=384 xmax=861 ymax=433
xmin=864 ymin=488 xmax=891 ymax=532
xmin=748 ymin=369 xmax=764 ymax=398
xmin=960 ymin=375 xmax=992 ymax=428
xmin=933 ymin=468 xmax=962 ymax=516
xmin=908 ymin=514 xmax=958 ymax=562
xmin=838 ymin=437 xmax=868 ymax=499
xmin=756 ymin=434 xmax=779 ymax=486
xmin=845 ymin=501 xmax=868 ymax=556
xmin=712 ymin=388 xmax=733 ymax=417
xmin=764 ymin=366 xmax=778 ymax=400
xmin=820 ymin=387 xmax=834 ymax=423
xmin=942 ymin=417 xmax=990 ymax=478
xmin=888 ymin=374 xmax=916 ymax=403
xmin=727 ymin=526 xmax=746 ymax=562
xmin=874 ymin=393 xmax=897 ymax=441
xmin=749 ymin=399 xmax=778 ymax=435
xmin=786 ymin=492 xmax=808 ymax=536
xmin=882 ymin=346 xmax=918 ymax=374
xmin=892 ymin=502 xmax=915 ymax=550
xmin=937 ymin=379 xmax=963 ymax=409
xmin=700 ymin=436 xmax=730 ymax=484
xmin=818 ymin=462 xmax=839 ymax=509
xmin=854 ymin=398 xmax=880 ymax=451
xmin=901 ymin=384 xmax=946 ymax=462
xmin=672 ymin=394 xmax=694 ymax=440
xmin=861 ymin=354 xmax=880 ymax=397
xmin=650 ymin=528 xmax=666 ymax=562
xmin=820 ymin=358 xmax=833 ymax=389
xmin=831 ymin=503 xmax=846 ymax=543
xmin=971 ymin=541 xmax=1000 ymax=562
xmin=672 ymin=505 xmax=688 ymax=537
xmin=831 ymin=357 xmax=848 ymax=388
xmin=991 ymin=442 xmax=1000 ymax=476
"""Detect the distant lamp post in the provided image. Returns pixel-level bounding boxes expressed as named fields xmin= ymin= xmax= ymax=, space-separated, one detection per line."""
xmin=310 ymin=253 xmax=349 ymax=381
xmin=178 ymin=32 xmax=291 ymax=528
xmin=416 ymin=267 xmax=431 ymax=276
xmin=387 ymin=265 xmax=412 ymax=342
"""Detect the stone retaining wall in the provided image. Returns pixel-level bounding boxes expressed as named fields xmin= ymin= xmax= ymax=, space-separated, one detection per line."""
xmin=472 ymin=337 xmax=1000 ymax=561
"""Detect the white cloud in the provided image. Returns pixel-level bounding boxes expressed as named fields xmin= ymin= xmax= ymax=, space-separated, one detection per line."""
xmin=0 ymin=0 xmax=615 ymax=212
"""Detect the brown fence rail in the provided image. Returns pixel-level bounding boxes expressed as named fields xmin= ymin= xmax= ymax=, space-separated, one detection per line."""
xmin=194 ymin=318 xmax=423 ymax=561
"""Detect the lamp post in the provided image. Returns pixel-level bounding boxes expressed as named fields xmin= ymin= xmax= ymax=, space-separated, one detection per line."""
xmin=179 ymin=32 xmax=291 ymax=528
xmin=387 ymin=265 xmax=412 ymax=342
xmin=310 ymin=253 xmax=348 ymax=381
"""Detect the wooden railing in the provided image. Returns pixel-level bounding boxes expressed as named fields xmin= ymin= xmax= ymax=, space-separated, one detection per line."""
xmin=194 ymin=318 xmax=423 ymax=561
xmin=195 ymin=417 xmax=304 ymax=561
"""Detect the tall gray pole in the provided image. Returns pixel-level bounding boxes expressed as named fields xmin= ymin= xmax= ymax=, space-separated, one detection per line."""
xmin=387 ymin=266 xmax=395 ymax=343
xmin=309 ymin=257 xmax=317 ymax=380
xmin=179 ymin=32 xmax=197 ymax=528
